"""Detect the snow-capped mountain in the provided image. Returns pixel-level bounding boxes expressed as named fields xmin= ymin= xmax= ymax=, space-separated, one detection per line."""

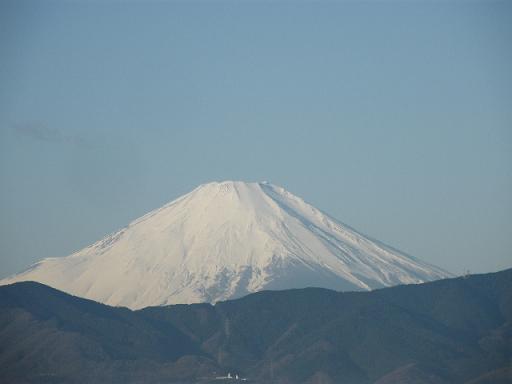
xmin=1 ymin=181 xmax=450 ymax=309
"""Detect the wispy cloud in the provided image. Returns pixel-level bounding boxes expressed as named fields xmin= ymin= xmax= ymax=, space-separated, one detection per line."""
xmin=11 ymin=122 xmax=91 ymax=148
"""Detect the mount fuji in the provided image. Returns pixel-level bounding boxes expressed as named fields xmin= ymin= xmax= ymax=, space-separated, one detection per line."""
xmin=1 ymin=181 xmax=450 ymax=309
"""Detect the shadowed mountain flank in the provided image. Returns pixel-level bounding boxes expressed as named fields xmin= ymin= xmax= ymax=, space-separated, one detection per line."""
xmin=0 ymin=269 xmax=510 ymax=384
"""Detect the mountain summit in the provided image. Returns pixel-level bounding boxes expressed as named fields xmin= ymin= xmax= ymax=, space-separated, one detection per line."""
xmin=1 ymin=181 xmax=449 ymax=309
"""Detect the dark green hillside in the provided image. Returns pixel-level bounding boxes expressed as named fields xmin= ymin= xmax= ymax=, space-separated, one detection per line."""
xmin=1 ymin=269 xmax=511 ymax=384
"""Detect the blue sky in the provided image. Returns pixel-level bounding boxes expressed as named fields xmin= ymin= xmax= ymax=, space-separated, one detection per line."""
xmin=1 ymin=0 xmax=511 ymax=278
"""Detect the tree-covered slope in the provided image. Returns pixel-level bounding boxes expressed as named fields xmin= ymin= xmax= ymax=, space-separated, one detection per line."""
xmin=1 ymin=269 xmax=510 ymax=384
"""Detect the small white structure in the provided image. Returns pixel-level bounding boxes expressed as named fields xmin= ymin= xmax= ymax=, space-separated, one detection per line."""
xmin=214 ymin=371 xmax=245 ymax=381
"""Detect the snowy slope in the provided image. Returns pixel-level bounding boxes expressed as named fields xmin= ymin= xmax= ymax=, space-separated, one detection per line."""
xmin=1 ymin=181 xmax=450 ymax=309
